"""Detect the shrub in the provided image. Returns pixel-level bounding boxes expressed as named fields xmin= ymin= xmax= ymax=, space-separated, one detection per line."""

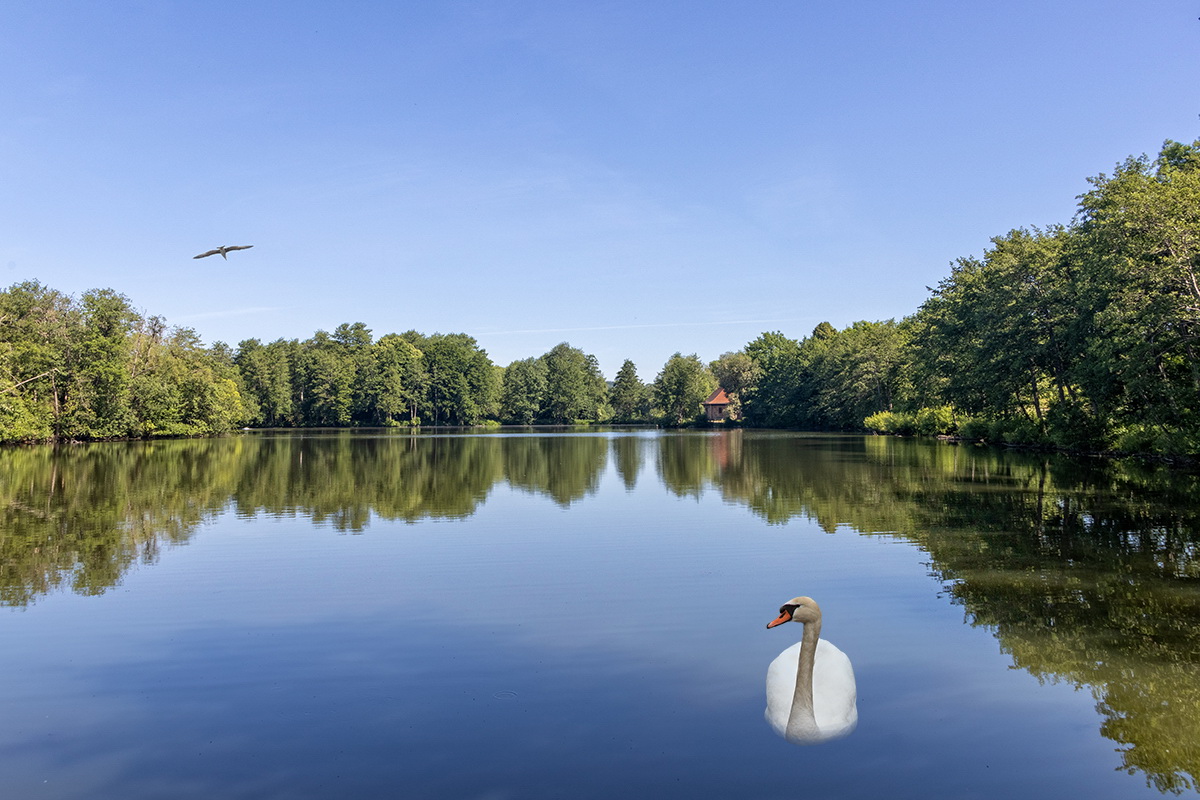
xmin=957 ymin=418 xmax=989 ymax=441
xmin=0 ymin=396 xmax=53 ymax=443
xmin=914 ymin=406 xmax=955 ymax=436
xmin=987 ymin=417 xmax=1045 ymax=446
xmin=1114 ymin=424 xmax=1200 ymax=457
xmin=864 ymin=411 xmax=915 ymax=435
xmin=863 ymin=411 xmax=892 ymax=433
xmin=1045 ymin=401 xmax=1112 ymax=451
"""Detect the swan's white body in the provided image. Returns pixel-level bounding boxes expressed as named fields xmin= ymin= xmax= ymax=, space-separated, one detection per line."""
xmin=764 ymin=596 xmax=857 ymax=744
xmin=765 ymin=637 xmax=857 ymax=742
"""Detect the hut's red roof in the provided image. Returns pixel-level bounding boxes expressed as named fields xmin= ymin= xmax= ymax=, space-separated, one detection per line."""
xmin=703 ymin=388 xmax=730 ymax=406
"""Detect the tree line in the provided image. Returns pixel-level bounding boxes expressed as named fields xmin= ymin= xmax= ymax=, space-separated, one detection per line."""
xmin=0 ymin=283 xmax=719 ymax=439
xmin=2 ymin=138 xmax=1199 ymax=454
xmin=729 ymin=137 xmax=1200 ymax=456
xmin=875 ymin=137 xmax=1200 ymax=456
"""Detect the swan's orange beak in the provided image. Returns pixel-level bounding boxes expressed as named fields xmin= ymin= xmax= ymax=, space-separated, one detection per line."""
xmin=766 ymin=611 xmax=792 ymax=629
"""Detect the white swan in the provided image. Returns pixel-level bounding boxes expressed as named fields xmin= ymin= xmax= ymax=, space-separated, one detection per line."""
xmin=765 ymin=596 xmax=857 ymax=744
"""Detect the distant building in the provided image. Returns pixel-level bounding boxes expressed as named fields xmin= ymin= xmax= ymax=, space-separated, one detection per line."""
xmin=702 ymin=388 xmax=731 ymax=422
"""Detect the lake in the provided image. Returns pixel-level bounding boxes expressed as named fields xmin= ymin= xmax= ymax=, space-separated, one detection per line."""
xmin=2 ymin=429 xmax=1198 ymax=799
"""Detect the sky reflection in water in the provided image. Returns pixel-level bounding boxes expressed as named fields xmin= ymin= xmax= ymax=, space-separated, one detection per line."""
xmin=1 ymin=430 xmax=1198 ymax=798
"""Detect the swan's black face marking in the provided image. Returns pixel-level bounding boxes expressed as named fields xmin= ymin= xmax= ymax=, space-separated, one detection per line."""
xmin=768 ymin=604 xmax=798 ymax=628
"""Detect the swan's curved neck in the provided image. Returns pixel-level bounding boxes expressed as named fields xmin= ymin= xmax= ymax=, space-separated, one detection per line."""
xmin=787 ymin=616 xmax=822 ymax=737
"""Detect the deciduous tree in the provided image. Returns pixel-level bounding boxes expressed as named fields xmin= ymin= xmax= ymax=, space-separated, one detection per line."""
xmin=653 ymin=353 xmax=715 ymax=425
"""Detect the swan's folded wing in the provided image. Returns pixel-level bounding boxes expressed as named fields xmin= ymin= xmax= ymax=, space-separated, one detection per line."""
xmin=812 ymin=640 xmax=857 ymax=738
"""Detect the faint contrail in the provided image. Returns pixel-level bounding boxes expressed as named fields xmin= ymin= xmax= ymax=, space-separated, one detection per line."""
xmin=174 ymin=306 xmax=279 ymax=322
xmin=482 ymin=319 xmax=801 ymax=336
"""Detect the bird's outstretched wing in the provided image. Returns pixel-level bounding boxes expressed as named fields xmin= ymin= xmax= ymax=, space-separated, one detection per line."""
xmin=193 ymin=245 xmax=254 ymax=259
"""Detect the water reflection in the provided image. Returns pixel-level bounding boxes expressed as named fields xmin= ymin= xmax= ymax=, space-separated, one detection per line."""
xmin=765 ymin=596 xmax=857 ymax=744
xmin=3 ymin=430 xmax=1200 ymax=792
xmin=611 ymin=434 xmax=646 ymax=491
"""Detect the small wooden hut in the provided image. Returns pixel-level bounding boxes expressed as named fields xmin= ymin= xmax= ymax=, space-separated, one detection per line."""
xmin=702 ymin=388 xmax=731 ymax=422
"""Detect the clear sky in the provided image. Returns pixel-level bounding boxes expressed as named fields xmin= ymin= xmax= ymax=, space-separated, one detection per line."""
xmin=2 ymin=2 xmax=1197 ymax=380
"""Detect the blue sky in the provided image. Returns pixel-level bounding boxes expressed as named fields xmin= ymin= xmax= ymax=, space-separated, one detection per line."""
xmin=2 ymin=2 xmax=1197 ymax=380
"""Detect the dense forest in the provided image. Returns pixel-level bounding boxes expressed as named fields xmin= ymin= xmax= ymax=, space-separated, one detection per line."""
xmin=2 ymin=138 xmax=1198 ymax=455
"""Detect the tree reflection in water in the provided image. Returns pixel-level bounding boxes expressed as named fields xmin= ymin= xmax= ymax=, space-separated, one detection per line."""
xmin=1 ymin=429 xmax=1199 ymax=792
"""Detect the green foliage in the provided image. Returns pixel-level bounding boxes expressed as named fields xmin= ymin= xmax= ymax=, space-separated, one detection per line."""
xmin=914 ymin=406 xmax=955 ymax=436
xmin=709 ymin=351 xmax=759 ymax=421
xmin=497 ymin=343 xmax=609 ymax=425
xmin=0 ymin=281 xmax=72 ymax=440
xmin=805 ymin=319 xmax=908 ymax=428
xmin=868 ymin=406 xmax=954 ymax=436
xmin=986 ymin=416 xmax=1044 ymax=446
xmin=859 ymin=407 xmax=950 ymax=438
xmin=235 ymin=338 xmax=295 ymax=426
xmin=408 ymin=332 xmax=497 ymax=425
xmin=540 ymin=342 xmax=608 ymax=424
xmin=127 ymin=324 xmax=251 ymax=437
xmin=0 ymin=282 xmax=253 ymax=443
xmin=652 ymin=353 xmax=716 ymax=425
xmin=62 ymin=289 xmax=139 ymax=438
xmin=500 ymin=357 xmax=548 ymax=425
xmin=1072 ymin=141 xmax=1200 ymax=441
xmin=295 ymin=330 xmax=356 ymax=426
xmin=610 ymin=359 xmax=650 ymax=423
xmin=368 ymin=334 xmax=427 ymax=425
xmin=956 ymin=418 xmax=990 ymax=441
xmin=742 ymin=332 xmax=807 ymax=427
xmin=863 ymin=411 xmax=915 ymax=435
xmin=741 ymin=322 xmax=909 ymax=430
xmin=912 ymin=226 xmax=1076 ymax=425
xmin=877 ymin=139 xmax=1200 ymax=456
xmin=1044 ymin=400 xmax=1112 ymax=451
xmin=0 ymin=394 xmax=53 ymax=442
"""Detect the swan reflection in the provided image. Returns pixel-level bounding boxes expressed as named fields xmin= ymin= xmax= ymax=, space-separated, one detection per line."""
xmin=765 ymin=596 xmax=857 ymax=744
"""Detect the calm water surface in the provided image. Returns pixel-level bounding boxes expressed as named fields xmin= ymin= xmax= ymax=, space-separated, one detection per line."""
xmin=2 ymin=429 xmax=1199 ymax=799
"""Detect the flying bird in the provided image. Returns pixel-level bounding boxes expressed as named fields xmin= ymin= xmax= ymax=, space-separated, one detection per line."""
xmin=194 ymin=245 xmax=254 ymax=260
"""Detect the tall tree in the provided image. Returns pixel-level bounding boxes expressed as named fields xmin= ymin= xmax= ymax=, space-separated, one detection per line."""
xmin=653 ymin=353 xmax=715 ymax=425
xmin=500 ymin=357 xmax=548 ymax=425
xmin=330 ymin=322 xmax=377 ymax=424
xmin=367 ymin=334 xmax=426 ymax=424
xmin=295 ymin=330 xmax=356 ymax=425
xmin=0 ymin=281 xmax=74 ymax=440
xmin=1073 ymin=139 xmax=1200 ymax=448
xmin=410 ymin=332 xmax=497 ymax=425
xmin=540 ymin=342 xmax=608 ymax=423
xmin=62 ymin=289 xmax=138 ymax=438
xmin=913 ymin=228 xmax=1075 ymax=427
xmin=742 ymin=332 xmax=807 ymax=428
xmin=235 ymin=338 xmax=297 ymax=427
xmin=610 ymin=359 xmax=649 ymax=423
xmin=709 ymin=350 xmax=761 ymax=421
xmin=805 ymin=320 xmax=908 ymax=429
